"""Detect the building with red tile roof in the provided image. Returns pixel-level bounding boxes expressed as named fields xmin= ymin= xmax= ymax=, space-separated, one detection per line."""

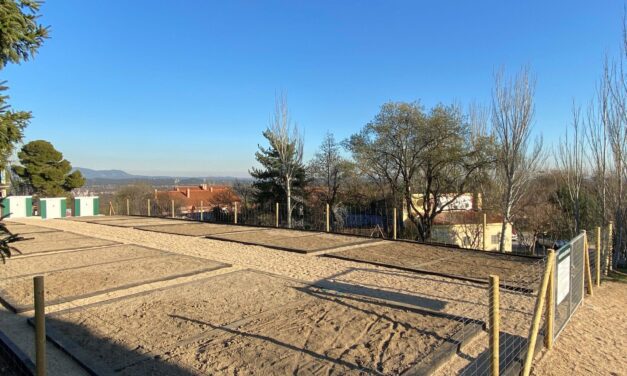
xmin=155 ymin=184 xmax=240 ymax=214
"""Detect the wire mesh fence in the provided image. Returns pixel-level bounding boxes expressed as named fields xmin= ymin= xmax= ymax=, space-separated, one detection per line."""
xmin=553 ymin=233 xmax=585 ymax=340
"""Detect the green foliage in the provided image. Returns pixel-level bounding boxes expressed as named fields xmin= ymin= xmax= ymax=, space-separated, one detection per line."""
xmin=0 ymin=0 xmax=49 ymax=68
xmin=0 ymin=215 xmax=24 ymax=262
xmin=347 ymin=101 xmax=495 ymax=241
xmin=0 ymin=82 xmax=31 ymax=168
xmin=12 ymin=140 xmax=85 ymax=197
xmin=250 ymin=128 xmax=307 ymax=207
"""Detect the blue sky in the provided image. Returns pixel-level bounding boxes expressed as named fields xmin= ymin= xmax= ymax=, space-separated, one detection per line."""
xmin=2 ymin=1 xmax=624 ymax=177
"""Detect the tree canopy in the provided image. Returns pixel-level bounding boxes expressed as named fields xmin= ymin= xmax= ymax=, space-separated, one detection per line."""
xmin=347 ymin=101 xmax=494 ymax=241
xmin=250 ymin=128 xmax=306 ymax=208
xmin=0 ymin=0 xmax=49 ymax=170
xmin=12 ymin=140 xmax=85 ymax=197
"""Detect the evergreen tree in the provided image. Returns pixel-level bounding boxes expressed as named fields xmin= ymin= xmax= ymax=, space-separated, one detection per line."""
xmin=0 ymin=0 xmax=49 ymax=170
xmin=12 ymin=140 xmax=85 ymax=197
xmin=250 ymin=95 xmax=306 ymax=226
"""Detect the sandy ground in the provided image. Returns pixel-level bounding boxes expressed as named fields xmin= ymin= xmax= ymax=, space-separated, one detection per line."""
xmin=137 ymin=222 xmax=269 ymax=236
xmin=0 ymin=217 xmax=546 ymax=375
xmin=45 ymin=270 xmax=468 ymax=374
xmin=531 ymin=281 xmax=627 ymax=376
xmin=2 ymin=252 xmax=226 ymax=312
xmin=207 ymin=228 xmax=377 ymax=253
xmin=3 ymin=244 xmax=164 ymax=278
xmin=332 ymin=241 xmax=544 ymax=289
xmin=12 ymin=236 xmax=118 ymax=255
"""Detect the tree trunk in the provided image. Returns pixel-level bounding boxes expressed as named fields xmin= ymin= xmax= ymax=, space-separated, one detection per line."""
xmin=286 ymin=177 xmax=292 ymax=229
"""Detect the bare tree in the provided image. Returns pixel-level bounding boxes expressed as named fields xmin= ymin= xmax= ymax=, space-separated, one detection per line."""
xmin=492 ymin=68 xmax=544 ymax=252
xmin=307 ymin=132 xmax=351 ymax=208
xmin=604 ymin=28 xmax=627 ymax=268
xmin=555 ymin=104 xmax=586 ymax=236
xmin=584 ymin=68 xmax=611 ymax=226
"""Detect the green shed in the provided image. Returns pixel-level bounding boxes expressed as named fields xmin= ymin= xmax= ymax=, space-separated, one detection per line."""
xmin=74 ymin=196 xmax=99 ymax=217
xmin=0 ymin=196 xmax=33 ymax=218
xmin=40 ymin=197 xmax=66 ymax=219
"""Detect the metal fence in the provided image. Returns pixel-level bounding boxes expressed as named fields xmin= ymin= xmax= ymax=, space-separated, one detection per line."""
xmin=552 ymin=233 xmax=585 ymax=340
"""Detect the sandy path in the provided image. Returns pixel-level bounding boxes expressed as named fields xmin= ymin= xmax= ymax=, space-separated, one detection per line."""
xmin=531 ymin=281 xmax=627 ymax=375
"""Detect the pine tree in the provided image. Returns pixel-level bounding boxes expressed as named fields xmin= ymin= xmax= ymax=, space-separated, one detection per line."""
xmin=12 ymin=140 xmax=85 ymax=197
xmin=250 ymin=94 xmax=306 ymax=227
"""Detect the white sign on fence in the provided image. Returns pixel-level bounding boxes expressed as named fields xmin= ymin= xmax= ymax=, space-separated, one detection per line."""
xmin=557 ymin=254 xmax=571 ymax=304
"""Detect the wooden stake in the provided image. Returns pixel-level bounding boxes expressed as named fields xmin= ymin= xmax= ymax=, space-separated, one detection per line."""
xmin=275 ymin=203 xmax=279 ymax=228
xmin=483 ymin=213 xmax=487 ymax=251
xmin=200 ymin=201 xmax=204 ymax=221
xmin=522 ymin=250 xmax=555 ymax=376
xmin=234 ymin=202 xmax=238 ymax=224
xmin=126 ymin=198 xmax=130 ymax=216
xmin=171 ymin=200 xmax=175 ymax=218
xmin=583 ymin=232 xmax=593 ymax=296
xmin=544 ymin=249 xmax=555 ymax=350
xmin=607 ymin=222 xmax=613 ymax=274
xmin=147 ymin=199 xmax=151 ymax=217
xmin=594 ymin=226 xmax=601 ymax=287
xmin=489 ymin=275 xmax=500 ymax=376
xmin=326 ymin=203 xmax=330 ymax=232
xmin=34 ymin=276 xmax=46 ymax=376
xmin=393 ymin=208 xmax=397 ymax=240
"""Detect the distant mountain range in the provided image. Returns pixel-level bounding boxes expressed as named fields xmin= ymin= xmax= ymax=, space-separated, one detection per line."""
xmin=75 ymin=168 xmax=139 ymax=180
xmin=74 ymin=168 xmax=250 ymax=185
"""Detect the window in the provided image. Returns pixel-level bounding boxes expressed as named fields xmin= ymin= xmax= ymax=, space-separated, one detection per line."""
xmin=491 ymin=233 xmax=501 ymax=245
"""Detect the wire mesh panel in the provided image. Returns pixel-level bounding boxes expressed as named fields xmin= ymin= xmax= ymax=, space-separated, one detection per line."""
xmin=553 ymin=233 xmax=585 ymax=340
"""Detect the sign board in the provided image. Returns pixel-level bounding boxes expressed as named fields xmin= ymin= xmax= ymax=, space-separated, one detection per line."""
xmin=556 ymin=246 xmax=571 ymax=304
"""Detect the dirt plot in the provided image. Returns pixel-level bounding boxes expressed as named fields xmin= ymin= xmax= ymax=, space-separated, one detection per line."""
xmin=328 ymin=241 xmax=543 ymax=289
xmin=137 ymin=222 xmax=266 ymax=237
xmin=40 ymin=270 xmax=474 ymax=375
xmin=207 ymin=228 xmax=377 ymax=253
xmin=89 ymin=218 xmax=182 ymax=227
xmin=66 ymin=215 xmax=133 ymax=222
xmin=0 ymin=253 xmax=228 ymax=312
xmin=2 ymin=224 xmax=58 ymax=234
xmin=3 ymin=245 xmax=165 ymax=278
xmin=10 ymin=230 xmax=86 ymax=243
xmin=11 ymin=236 xmax=118 ymax=255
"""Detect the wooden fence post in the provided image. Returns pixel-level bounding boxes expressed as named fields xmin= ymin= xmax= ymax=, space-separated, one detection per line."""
xmin=544 ymin=249 xmax=555 ymax=350
xmin=34 ymin=276 xmax=46 ymax=376
xmin=234 ymin=202 xmax=238 ymax=224
xmin=607 ymin=222 xmax=613 ymax=275
xmin=126 ymin=198 xmax=130 ymax=216
xmin=108 ymin=201 xmax=113 ymax=216
xmin=275 ymin=203 xmax=279 ymax=228
xmin=483 ymin=213 xmax=487 ymax=251
xmin=583 ymin=231 xmax=593 ymax=296
xmin=171 ymin=200 xmax=175 ymax=218
xmin=200 ymin=201 xmax=204 ymax=221
xmin=393 ymin=208 xmax=397 ymax=240
xmin=522 ymin=250 xmax=555 ymax=376
xmin=326 ymin=204 xmax=330 ymax=232
xmin=595 ymin=226 xmax=601 ymax=286
xmin=147 ymin=199 xmax=151 ymax=217
xmin=489 ymin=275 xmax=500 ymax=376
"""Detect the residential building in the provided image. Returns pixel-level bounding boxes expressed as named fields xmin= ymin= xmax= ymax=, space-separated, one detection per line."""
xmin=154 ymin=184 xmax=240 ymax=215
